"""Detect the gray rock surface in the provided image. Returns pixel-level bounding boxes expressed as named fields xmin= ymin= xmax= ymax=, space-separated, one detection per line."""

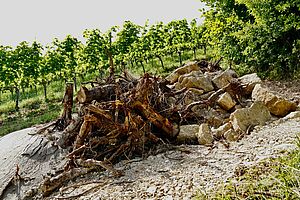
xmin=217 ymin=92 xmax=236 ymax=111
xmin=176 ymin=125 xmax=199 ymax=144
xmin=212 ymin=69 xmax=237 ymax=89
xmin=166 ymin=62 xmax=200 ymax=84
xmin=0 ymin=127 xmax=67 ymax=200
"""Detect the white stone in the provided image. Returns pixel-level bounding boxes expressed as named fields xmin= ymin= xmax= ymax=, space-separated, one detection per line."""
xmin=212 ymin=122 xmax=232 ymax=139
xmin=238 ymin=73 xmax=262 ymax=95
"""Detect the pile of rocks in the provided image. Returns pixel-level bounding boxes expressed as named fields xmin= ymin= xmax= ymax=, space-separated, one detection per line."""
xmin=167 ymin=61 xmax=299 ymax=145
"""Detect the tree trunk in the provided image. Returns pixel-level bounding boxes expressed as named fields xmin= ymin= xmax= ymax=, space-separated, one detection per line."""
xmin=107 ymin=51 xmax=115 ymax=83
xmin=73 ymin=76 xmax=77 ymax=92
xmin=204 ymin=45 xmax=207 ymax=55
xmin=157 ymin=55 xmax=164 ymax=69
xmin=61 ymin=83 xmax=74 ymax=126
xmin=130 ymin=60 xmax=134 ymax=68
xmin=193 ymin=48 xmax=197 ymax=60
xmin=178 ymin=51 xmax=182 ymax=66
xmin=132 ymin=100 xmax=179 ymax=139
xmin=121 ymin=61 xmax=126 ymax=72
xmin=151 ymin=58 xmax=154 ymax=68
xmin=140 ymin=61 xmax=146 ymax=74
xmin=10 ymin=88 xmax=14 ymax=100
xmin=34 ymin=85 xmax=38 ymax=95
xmin=15 ymin=87 xmax=20 ymax=111
xmin=77 ymin=84 xmax=116 ymax=104
xmin=43 ymin=83 xmax=47 ymax=101
xmin=21 ymin=86 xmax=25 ymax=96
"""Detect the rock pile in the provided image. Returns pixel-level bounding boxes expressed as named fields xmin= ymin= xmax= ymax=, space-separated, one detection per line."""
xmin=168 ymin=61 xmax=298 ymax=145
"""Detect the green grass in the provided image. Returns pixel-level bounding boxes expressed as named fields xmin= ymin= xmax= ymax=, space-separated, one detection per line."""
xmin=195 ymin=136 xmax=300 ymax=200
xmin=128 ymin=48 xmax=210 ymax=77
xmin=0 ymin=82 xmax=64 ymax=136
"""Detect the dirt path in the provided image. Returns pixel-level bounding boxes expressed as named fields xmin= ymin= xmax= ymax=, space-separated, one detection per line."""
xmin=46 ymin=116 xmax=300 ymax=200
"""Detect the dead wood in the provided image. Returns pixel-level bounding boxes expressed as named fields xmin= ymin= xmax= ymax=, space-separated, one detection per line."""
xmin=77 ymin=84 xmax=116 ymax=104
xmin=62 ymin=83 xmax=73 ymax=125
xmin=41 ymin=167 xmax=92 ymax=197
xmin=132 ymin=100 xmax=179 ymax=139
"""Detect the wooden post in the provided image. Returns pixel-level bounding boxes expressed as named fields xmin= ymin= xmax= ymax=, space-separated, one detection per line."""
xmin=61 ymin=82 xmax=73 ymax=126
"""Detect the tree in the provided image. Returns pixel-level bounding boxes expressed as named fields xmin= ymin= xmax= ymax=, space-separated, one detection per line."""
xmin=54 ymin=36 xmax=81 ymax=90
xmin=146 ymin=22 xmax=168 ymax=69
xmin=115 ymin=20 xmax=141 ymax=70
xmin=83 ymin=27 xmax=118 ymax=82
xmin=201 ymin=0 xmax=300 ymax=77
xmin=166 ymin=19 xmax=191 ymax=65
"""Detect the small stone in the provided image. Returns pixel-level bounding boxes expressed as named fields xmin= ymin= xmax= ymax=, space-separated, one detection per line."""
xmin=176 ymin=125 xmax=199 ymax=144
xmin=166 ymin=61 xmax=200 ymax=84
xmin=179 ymin=73 xmax=214 ymax=92
xmin=217 ymin=92 xmax=236 ymax=111
xmin=224 ymin=129 xmax=239 ymax=141
xmin=212 ymin=122 xmax=232 ymax=139
xmin=188 ymin=88 xmax=204 ymax=95
xmin=196 ymin=123 xmax=214 ymax=145
xmin=146 ymin=186 xmax=157 ymax=194
xmin=238 ymin=73 xmax=262 ymax=95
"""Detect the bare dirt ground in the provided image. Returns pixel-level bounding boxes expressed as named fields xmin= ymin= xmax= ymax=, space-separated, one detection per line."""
xmin=44 ymin=118 xmax=300 ymax=200
xmin=0 ymin=81 xmax=299 ymax=200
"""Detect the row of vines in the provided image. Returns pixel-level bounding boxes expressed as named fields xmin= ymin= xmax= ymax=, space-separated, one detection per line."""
xmin=0 ymin=19 xmax=206 ymax=110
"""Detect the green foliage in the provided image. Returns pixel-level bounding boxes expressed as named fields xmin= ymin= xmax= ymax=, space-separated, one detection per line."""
xmin=201 ymin=0 xmax=300 ymax=78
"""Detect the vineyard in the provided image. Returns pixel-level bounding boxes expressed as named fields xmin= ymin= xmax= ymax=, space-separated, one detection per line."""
xmin=0 ymin=19 xmax=207 ymax=111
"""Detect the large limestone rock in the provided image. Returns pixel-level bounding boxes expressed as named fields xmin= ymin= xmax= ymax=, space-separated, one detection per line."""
xmin=230 ymin=101 xmax=271 ymax=133
xmin=0 ymin=128 xmax=67 ymax=199
xmin=176 ymin=125 xmax=199 ymax=144
xmin=178 ymin=71 xmax=214 ymax=92
xmin=217 ymin=92 xmax=236 ymax=111
xmin=166 ymin=61 xmax=200 ymax=84
xmin=212 ymin=69 xmax=238 ymax=89
xmin=196 ymin=123 xmax=214 ymax=145
xmin=252 ymin=84 xmax=297 ymax=117
xmin=238 ymin=73 xmax=262 ymax=95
